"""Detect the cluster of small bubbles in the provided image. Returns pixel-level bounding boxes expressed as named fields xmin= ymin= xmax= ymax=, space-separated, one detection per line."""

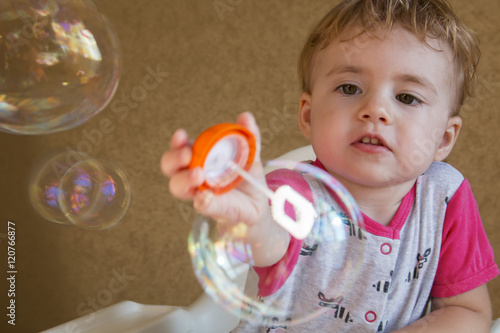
xmin=188 ymin=160 xmax=366 ymax=327
xmin=0 ymin=0 xmax=121 ymax=135
xmin=29 ymin=152 xmax=131 ymax=230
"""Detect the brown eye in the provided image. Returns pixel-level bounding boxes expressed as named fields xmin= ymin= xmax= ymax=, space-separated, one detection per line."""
xmin=397 ymin=94 xmax=418 ymax=105
xmin=340 ymin=84 xmax=359 ymax=95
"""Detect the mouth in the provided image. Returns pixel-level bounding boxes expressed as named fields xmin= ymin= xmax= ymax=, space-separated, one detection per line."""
xmin=353 ymin=134 xmax=391 ymax=152
xmin=358 ymin=136 xmax=384 ymax=146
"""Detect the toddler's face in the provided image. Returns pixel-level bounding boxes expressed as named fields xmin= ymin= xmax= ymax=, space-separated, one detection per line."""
xmin=299 ymin=26 xmax=461 ymax=189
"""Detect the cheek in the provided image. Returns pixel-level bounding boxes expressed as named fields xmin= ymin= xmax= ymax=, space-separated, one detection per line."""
xmin=398 ymin=128 xmax=442 ymax=170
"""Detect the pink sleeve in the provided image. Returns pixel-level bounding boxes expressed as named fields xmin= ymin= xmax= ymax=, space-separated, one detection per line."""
xmin=431 ymin=179 xmax=499 ymax=298
xmin=253 ymin=168 xmax=312 ymax=297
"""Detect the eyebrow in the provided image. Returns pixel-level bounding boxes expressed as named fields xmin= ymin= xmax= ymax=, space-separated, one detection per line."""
xmin=325 ymin=65 xmax=365 ymax=78
xmin=396 ymin=74 xmax=438 ymax=96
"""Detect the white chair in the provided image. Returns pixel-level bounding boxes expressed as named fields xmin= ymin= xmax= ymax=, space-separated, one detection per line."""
xmin=42 ymin=288 xmax=243 ymax=333
xmin=44 ymin=145 xmax=499 ymax=333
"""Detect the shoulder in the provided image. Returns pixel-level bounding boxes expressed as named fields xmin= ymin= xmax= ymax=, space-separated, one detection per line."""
xmin=423 ymin=162 xmax=464 ymax=183
xmin=419 ymin=162 xmax=465 ymax=198
xmin=266 ymin=168 xmax=311 ymax=193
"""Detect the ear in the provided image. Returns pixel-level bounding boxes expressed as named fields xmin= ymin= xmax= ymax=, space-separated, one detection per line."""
xmin=299 ymin=92 xmax=312 ymax=140
xmin=434 ymin=116 xmax=462 ymax=162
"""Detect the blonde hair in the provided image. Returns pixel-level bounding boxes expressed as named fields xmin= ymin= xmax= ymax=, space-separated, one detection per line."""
xmin=298 ymin=0 xmax=480 ymax=115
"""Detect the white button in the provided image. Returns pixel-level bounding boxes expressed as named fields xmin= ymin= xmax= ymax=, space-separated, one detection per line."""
xmin=380 ymin=243 xmax=392 ymax=255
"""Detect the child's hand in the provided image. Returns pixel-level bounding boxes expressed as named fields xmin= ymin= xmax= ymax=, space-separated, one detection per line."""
xmin=162 ymin=112 xmax=291 ymax=266
xmin=160 ymin=112 xmax=269 ymax=227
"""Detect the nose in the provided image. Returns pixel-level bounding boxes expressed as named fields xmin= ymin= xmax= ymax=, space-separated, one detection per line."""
xmin=357 ymin=95 xmax=392 ymax=124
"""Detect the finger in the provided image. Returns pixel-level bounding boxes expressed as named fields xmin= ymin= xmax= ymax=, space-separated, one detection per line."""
xmin=236 ymin=111 xmax=262 ymax=163
xmin=160 ymin=145 xmax=192 ymax=177
xmin=193 ymin=189 xmax=260 ymax=226
xmin=161 ymin=128 xmax=191 ymax=177
xmin=193 ymin=191 xmax=235 ymax=224
xmin=169 ymin=167 xmax=205 ymax=200
xmin=170 ymin=128 xmax=189 ymax=150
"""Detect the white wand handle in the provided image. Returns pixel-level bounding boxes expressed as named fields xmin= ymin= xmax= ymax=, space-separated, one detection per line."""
xmin=228 ymin=162 xmax=316 ymax=240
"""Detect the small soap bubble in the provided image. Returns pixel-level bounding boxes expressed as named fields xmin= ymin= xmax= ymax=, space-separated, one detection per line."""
xmin=188 ymin=160 xmax=366 ymax=327
xmin=29 ymin=152 xmax=131 ymax=229
xmin=0 ymin=0 xmax=121 ymax=135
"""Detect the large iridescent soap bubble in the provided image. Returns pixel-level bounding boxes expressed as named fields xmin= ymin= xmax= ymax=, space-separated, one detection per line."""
xmin=188 ymin=159 xmax=366 ymax=328
xmin=0 ymin=0 xmax=121 ymax=135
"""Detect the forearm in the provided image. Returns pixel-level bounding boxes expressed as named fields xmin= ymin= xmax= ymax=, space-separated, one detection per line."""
xmin=243 ymin=206 xmax=290 ymax=267
xmin=393 ymin=305 xmax=491 ymax=333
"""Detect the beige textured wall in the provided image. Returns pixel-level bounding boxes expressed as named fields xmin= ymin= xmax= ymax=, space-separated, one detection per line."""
xmin=0 ymin=0 xmax=498 ymax=331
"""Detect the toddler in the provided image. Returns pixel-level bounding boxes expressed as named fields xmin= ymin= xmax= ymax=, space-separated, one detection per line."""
xmin=161 ymin=0 xmax=499 ymax=331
